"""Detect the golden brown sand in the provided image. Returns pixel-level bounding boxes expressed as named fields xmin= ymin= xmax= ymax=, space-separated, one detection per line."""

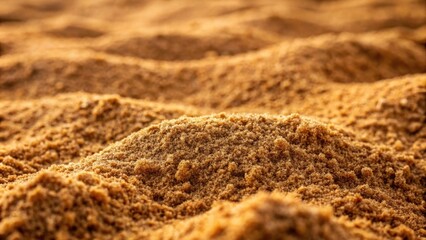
xmin=0 ymin=0 xmax=425 ymax=239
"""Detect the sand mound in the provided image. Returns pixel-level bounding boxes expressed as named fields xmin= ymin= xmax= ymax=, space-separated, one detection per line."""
xmin=0 ymin=93 xmax=199 ymax=183
xmin=1 ymin=0 xmax=425 ymax=239
xmin=315 ymin=0 xmax=426 ymax=32
xmin=1 ymin=33 xmax=424 ymax=102
xmin=146 ymin=192 xmax=363 ymax=240
xmin=276 ymin=75 xmax=426 ymax=158
xmin=1 ymin=114 xmax=424 ymax=239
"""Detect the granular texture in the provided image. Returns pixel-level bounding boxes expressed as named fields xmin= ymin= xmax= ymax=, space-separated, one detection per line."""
xmin=145 ymin=192 xmax=364 ymax=240
xmin=0 ymin=93 xmax=199 ymax=183
xmin=1 ymin=114 xmax=425 ymax=239
xmin=0 ymin=0 xmax=425 ymax=239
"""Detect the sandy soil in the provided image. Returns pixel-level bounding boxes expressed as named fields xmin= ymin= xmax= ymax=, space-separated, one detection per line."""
xmin=0 ymin=0 xmax=425 ymax=239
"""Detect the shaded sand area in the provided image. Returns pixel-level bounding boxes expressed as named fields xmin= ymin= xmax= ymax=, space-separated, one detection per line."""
xmin=0 ymin=0 xmax=425 ymax=239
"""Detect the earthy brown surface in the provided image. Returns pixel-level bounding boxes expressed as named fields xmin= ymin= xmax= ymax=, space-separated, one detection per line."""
xmin=0 ymin=0 xmax=425 ymax=239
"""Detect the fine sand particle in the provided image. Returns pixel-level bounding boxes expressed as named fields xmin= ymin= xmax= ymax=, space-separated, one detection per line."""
xmin=0 ymin=0 xmax=425 ymax=239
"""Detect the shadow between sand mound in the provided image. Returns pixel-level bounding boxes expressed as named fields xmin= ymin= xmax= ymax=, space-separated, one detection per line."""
xmin=95 ymin=33 xmax=272 ymax=61
xmin=243 ymin=15 xmax=333 ymax=38
xmin=46 ymin=25 xmax=105 ymax=38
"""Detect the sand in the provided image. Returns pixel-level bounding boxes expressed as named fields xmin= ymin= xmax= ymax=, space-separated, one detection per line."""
xmin=0 ymin=0 xmax=425 ymax=239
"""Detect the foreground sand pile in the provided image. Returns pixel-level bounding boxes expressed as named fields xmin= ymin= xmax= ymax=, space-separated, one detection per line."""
xmin=0 ymin=0 xmax=425 ymax=239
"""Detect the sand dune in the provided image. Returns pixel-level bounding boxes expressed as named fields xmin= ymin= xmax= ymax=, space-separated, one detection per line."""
xmin=0 ymin=0 xmax=425 ymax=239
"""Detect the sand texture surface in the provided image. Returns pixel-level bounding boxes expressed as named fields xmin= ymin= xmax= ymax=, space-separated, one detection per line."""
xmin=0 ymin=0 xmax=425 ymax=239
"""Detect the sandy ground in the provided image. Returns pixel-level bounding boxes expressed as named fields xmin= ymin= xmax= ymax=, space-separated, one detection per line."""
xmin=0 ymin=0 xmax=425 ymax=239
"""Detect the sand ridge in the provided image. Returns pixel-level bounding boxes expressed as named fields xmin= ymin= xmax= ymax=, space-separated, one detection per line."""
xmin=0 ymin=0 xmax=425 ymax=239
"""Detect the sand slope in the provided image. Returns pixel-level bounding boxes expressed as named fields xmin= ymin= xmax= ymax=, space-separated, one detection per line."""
xmin=0 ymin=0 xmax=425 ymax=239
